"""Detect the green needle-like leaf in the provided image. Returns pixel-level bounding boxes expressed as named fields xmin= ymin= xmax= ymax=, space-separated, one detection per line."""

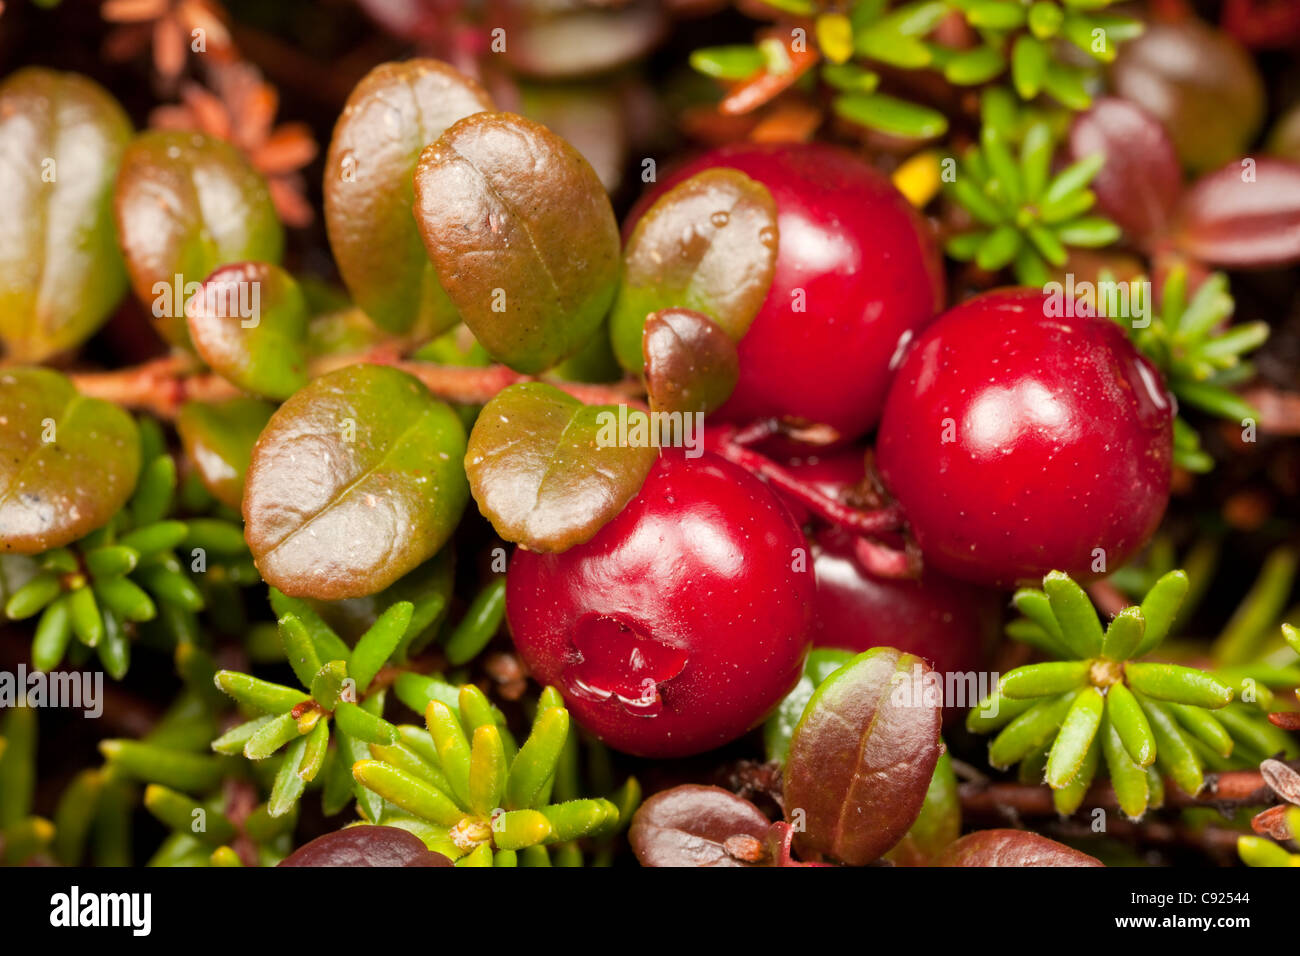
xmin=1167 ymin=703 xmax=1234 ymax=759
xmin=1046 ymin=686 xmax=1105 ymax=788
xmin=1101 ymin=716 xmax=1150 ymax=820
xmin=426 ymin=701 xmax=473 ymax=808
xmin=1043 ymin=571 xmax=1104 ymax=658
xmin=211 ymin=716 xmax=275 ymax=755
xmin=1100 ymin=606 xmax=1145 ymax=661
xmin=349 ymin=601 xmax=413 ymax=694
xmin=370 ymin=740 xmax=454 ymax=795
xmin=444 ymin=578 xmax=507 ymax=666
xmin=144 ymin=785 xmax=235 ymax=845
xmin=1133 ymin=570 xmax=1189 ymax=657
xmin=353 ymin=760 xmax=464 ymax=827
xmin=540 ymin=799 xmax=620 ymax=843
xmin=1124 ymin=663 xmax=1234 ymax=709
xmin=298 ymin=717 xmax=331 ymax=783
xmin=468 ymin=725 xmax=508 ymax=817
xmin=213 ymin=671 xmax=310 ymax=714
xmin=333 ymin=701 xmax=397 ymax=746
xmin=269 ymin=735 xmax=310 ymax=817
xmin=278 ymin=614 xmax=323 ymax=689
xmin=457 ymin=684 xmax=499 ymax=737
xmin=244 ymin=712 xmax=304 ymax=760
xmin=99 ymin=740 xmax=224 ymax=792
xmin=1011 ymin=588 xmax=1068 ymax=649
xmin=989 ymin=691 xmax=1078 ymax=769
xmin=1106 ymin=682 xmax=1155 ymax=767
xmin=31 ymin=596 xmax=73 ymax=672
xmin=1053 ymin=730 xmax=1101 ymax=816
xmin=507 ymin=706 xmax=570 ymax=810
xmin=999 ymin=660 xmax=1091 ymax=699
xmin=1137 ymin=695 xmax=1204 ymax=796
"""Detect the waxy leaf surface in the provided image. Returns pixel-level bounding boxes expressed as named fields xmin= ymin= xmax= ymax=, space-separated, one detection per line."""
xmin=629 ymin=784 xmax=770 ymax=868
xmin=279 ymin=825 xmax=453 ymax=866
xmin=0 ymin=68 xmax=132 ymax=362
xmin=642 ymin=308 xmax=739 ymax=416
xmin=465 ymin=382 xmax=655 ymax=552
xmin=784 ymin=647 xmax=942 ymax=865
xmin=611 ymin=168 xmax=778 ymax=372
xmin=1173 ymin=158 xmax=1300 ymax=268
xmin=115 ymin=130 xmax=283 ymax=347
xmin=243 ymin=365 xmax=468 ymax=599
xmin=936 ymin=829 xmax=1103 ymax=867
xmin=176 ymin=397 xmax=274 ymax=511
xmin=324 ymin=59 xmax=494 ymax=335
xmin=414 ymin=112 xmax=620 ymax=373
xmin=186 ymin=262 xmax=309 ymax=400
xmin=0 ymin=368 xmax=140 ymax=553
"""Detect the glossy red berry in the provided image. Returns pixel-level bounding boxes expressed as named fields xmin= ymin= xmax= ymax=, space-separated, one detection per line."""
xmin=505 ymin=450 xmax=815 ymax=758
xmin=632 ymin=142 xmax=944 ymax=442
xmin=876 ymin=288 xmax=1174 ymax=589
xmin=810 ymin=527 xmax=1000 ymax=682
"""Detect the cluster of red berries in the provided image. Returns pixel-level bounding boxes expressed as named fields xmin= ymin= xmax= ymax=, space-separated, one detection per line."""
xmin=508 ymin=143 xmax=1175 ymax=757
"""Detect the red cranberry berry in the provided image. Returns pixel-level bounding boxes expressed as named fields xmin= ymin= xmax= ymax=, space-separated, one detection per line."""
xmin=631 ymin=142 xmax=944 ymax=442
xmin=876 ymin=288 xmax=1173 ymax=589
xmin=505 ymin=450 xmax=815 ymax=757
xmin=810 ymin=527 xmax=1000 ymax=682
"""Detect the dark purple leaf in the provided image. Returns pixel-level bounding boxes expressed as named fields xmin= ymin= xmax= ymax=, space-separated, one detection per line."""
xmin=1069 ymin=98 xmax=1182 ymax=243
xmin=784 ymin=647 xmax=942 ymax=865
xmin=629 ymin=784 xmax=771 ymax=867
xmin=936 ymin=829 xmax=1104 ymax=867
xmin=278 ymin=825 xmax=453 ymax=867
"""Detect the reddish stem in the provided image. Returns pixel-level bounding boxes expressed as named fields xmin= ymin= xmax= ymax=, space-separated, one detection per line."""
xmin=959 ymin=763 xmax=1296 ymax=820
xmin=712 ymin=433 xmax=905 ymax=537
xmin=69 ymin=351 xmax=645 ymax=418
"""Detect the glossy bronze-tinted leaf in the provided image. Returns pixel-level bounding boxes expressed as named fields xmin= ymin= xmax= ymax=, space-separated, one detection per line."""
xmin=114 ymin=130 xmax=283 ymax=347
xmin=1111 ymin=19 xmax=1264 ymax=174
xmin=278 ymin=825 xmax=453 ymax=867
xmin=1069 ymin=98 xmax=1182 ymax=242
xmin=243 ymin=364 xmax=469 ymax=599
xmin=186 ymin=262 xmax=309 ymax=400
xmin=413 ymin=112 xmax=620 ymax=374
xmin=936 ymin=829 xmax=1104 ymax=867
xmin=1173 ymin=158 xmax=1300 ymax=267
xmin=0 ymin=68 xmax=132 ymax=362
xmin=610 ymin=169 xmax=778 ymax=373
xmin=176 ymin=397 xmax=275 ymax=511
xmin=884 ymin=750 xmax=961 ymax=866
xmin=0 ymin=368 xmax=140 ymax=554
xmin=465 ymin=382 xmax=656 ymax=552
xmin=629 ymin=784 xmax=771 ymax=867
xmin=763 ymin=647 xmax=855 ymax=765
xmin=642 ymin=308 xmax=739 ymax=416
xmin=784 ymin=647 xmax=942 ymax=865
xmin=324 ymin=59 xmax=494 ymax=336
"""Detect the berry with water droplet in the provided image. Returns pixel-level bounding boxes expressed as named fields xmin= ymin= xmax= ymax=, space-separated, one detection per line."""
xmin=876 ymin=288 xmax=1173 ymax=589
xmin=505 ymin=450 xmax=815 ymax=757
xmin=629 ymin=142 xmax=944 ymax=443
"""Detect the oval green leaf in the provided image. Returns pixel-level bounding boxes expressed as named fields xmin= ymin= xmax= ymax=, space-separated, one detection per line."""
xmin=784 ymin=647 xmax=943 ymax=865
xmin=465 ymin=382 xmax=656 ymax=553
xmin=323 ymin=59 xmax=494 ymax=336
xmin=186 ymin=262 xmax=309 ymax=400
xmin=243 ymin=364 xmax=469 ymax=599
xmin=1 ymin=368 xmax=140 ymax=554
xmin=413 ymin=112 xmax=620 ymax=374
xmin=610 ymin=168 xmax=778 ymax=373
xmin=0 ymin=68 xmax=132 ymax=362
xmin=115 ymin=130 xmax=283 ymax=347
xmin=176 ymin=397 xmax=274 ymax=511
